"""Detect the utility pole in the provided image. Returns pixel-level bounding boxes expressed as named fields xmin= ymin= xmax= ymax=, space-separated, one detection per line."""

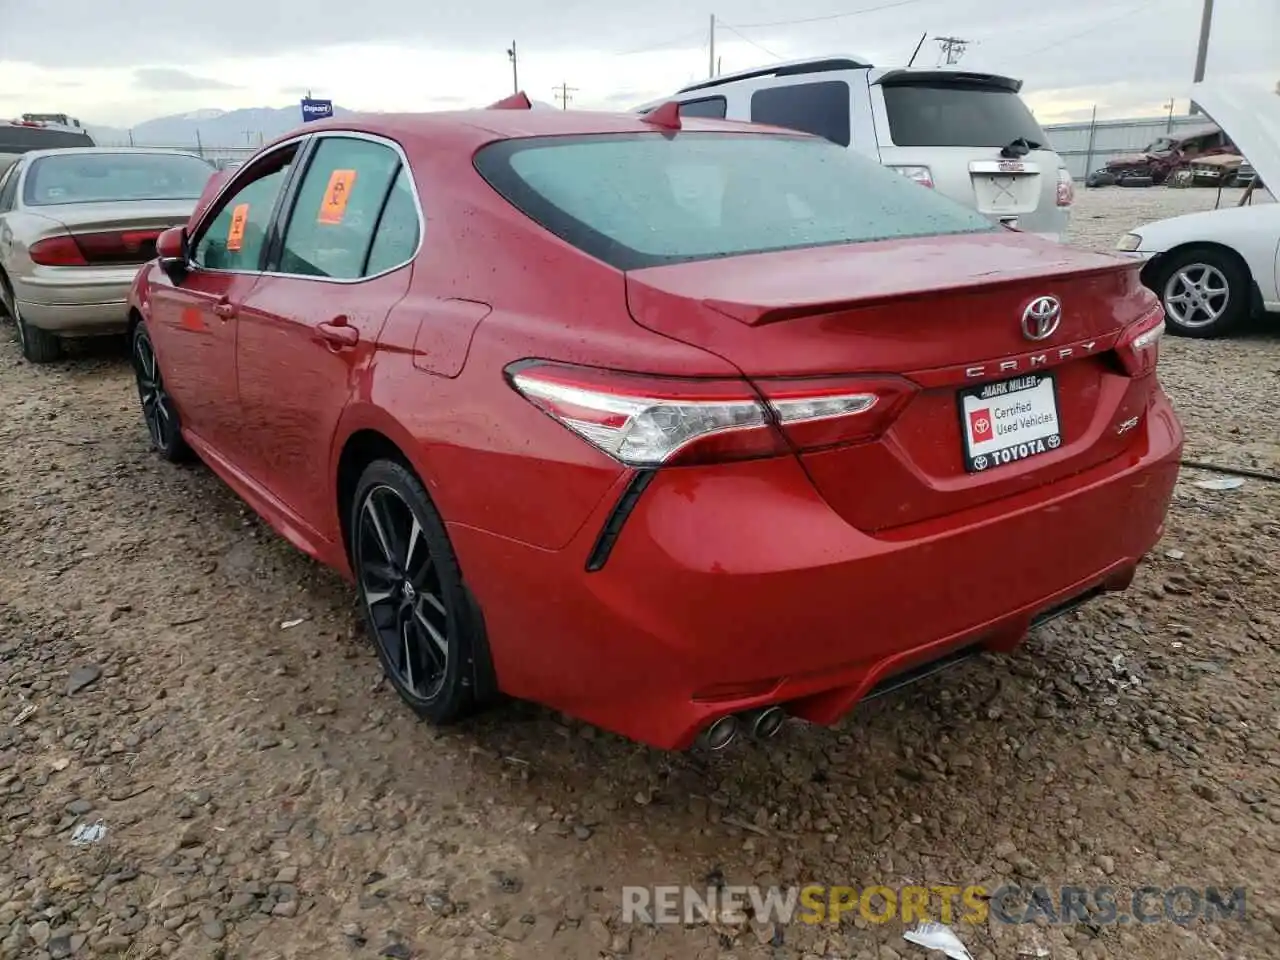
xmin=935 ymin=36 xmax=968 ymax=65
xmin=553 ymin=83 xmax=578 ymax=110
xmin=1164 ymin=98 xmax=1176 ymax=131
xmin=1190 ymin=0 xmax=1213 ymax=113
xmin=507 ymin=41 xmax=519 ymax=94
xmin=709 ymin=14 xmax=716 ymax=79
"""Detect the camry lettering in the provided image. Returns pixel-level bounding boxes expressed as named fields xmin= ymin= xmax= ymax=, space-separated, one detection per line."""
xmin=965 ymin=341 xmax=1100 ymax=379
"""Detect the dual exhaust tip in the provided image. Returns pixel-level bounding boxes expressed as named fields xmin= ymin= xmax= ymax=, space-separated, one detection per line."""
xmin=697 ymin=705 xmax=787 ymax=751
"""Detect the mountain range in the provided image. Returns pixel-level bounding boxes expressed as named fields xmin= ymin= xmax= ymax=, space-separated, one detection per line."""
xmin=88 ymin=98 xmax=563 ymax=150
xmin=87 ymin=105 xmax=355 ymax=149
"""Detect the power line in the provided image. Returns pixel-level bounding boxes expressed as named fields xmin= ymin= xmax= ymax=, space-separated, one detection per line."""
xmin=1006 ymin=0 xmax=1159 ymax=62
xmin=719 ymin=23 xmax=784 ymax=61
xmin=614 ymin=30 xmax=705 ymax=56
xmin=613 ymin=1 xmax=933 ymax=59
xmin=732 ymin=0 xmax=933 ymax=30
xmin=934 ymin=35 xmax=969 ymax=65
xmin=553 ymin=82 xmax=579 ymax=109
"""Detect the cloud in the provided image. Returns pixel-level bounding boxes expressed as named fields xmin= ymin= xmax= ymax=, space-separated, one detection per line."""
xmin=600 ymin=90 xmax=646 ymax=105
xmin=134 ymin=67 xmax=239 ymax=91
xmin=2 ymin=0 xmax=1275 ymax=127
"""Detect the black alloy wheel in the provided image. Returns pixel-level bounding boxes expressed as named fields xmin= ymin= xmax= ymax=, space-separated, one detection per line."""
xmin=131 ymin=322 xmax=190 ymax=461
xmin=351 ymin=459 xmax=474 ymax=724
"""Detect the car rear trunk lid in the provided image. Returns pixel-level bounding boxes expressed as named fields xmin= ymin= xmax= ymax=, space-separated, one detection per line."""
xmin=35 ymin=199 xmax=197 ymax=265
xmin=625 ymin=231 xmax=1161 ymax=531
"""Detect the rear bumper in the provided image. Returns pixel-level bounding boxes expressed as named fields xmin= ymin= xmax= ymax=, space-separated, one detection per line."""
xmin=16 ymin=297 xmax=130 ymax=335
xmin=13 ymin=266 xmax=136 ymax=334
xmin=450 ymin=386 xmax=1183 ymax=749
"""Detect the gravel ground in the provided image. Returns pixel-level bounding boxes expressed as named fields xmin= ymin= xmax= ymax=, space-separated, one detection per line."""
xmin=1 ymin=184 xmax=1278 ymax=960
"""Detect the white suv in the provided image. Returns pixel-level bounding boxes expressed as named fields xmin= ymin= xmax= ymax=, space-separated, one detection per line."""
xmin=637 ymin=56 xmax=1074 ymax=242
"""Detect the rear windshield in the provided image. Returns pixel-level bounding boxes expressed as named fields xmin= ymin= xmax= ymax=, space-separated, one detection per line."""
xmin=23 ymin=152 xmax=215 ymax=206
xmin=0 ymin=125 xmax=94 ymax=153
xmin=881 ymin=84 xmax=1047 ymax=149
xmin=474 ymin=132 xmax=994 ymax=270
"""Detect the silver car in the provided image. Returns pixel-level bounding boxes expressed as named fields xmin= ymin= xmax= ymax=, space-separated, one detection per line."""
xmin=0 ymin=147 xmax=215 ymax=362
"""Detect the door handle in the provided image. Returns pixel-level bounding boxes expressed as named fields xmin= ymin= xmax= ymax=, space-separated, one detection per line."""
xmin=316 ymin=318 xmax=358 ymax=348
xmin=212 ymin=301 xmax=236 ymax=319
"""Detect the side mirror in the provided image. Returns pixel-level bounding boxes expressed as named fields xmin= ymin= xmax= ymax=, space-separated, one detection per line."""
xmin=156 ymin=226 xmax=188 ymax=282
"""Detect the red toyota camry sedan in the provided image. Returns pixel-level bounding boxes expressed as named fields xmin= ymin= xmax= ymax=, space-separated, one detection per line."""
xmin=127 ymin=98 xmax=1182 ymax=751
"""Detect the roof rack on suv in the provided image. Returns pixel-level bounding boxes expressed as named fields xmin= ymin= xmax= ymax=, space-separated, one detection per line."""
xmin=675 ymin=56 xmax=873 ymax=96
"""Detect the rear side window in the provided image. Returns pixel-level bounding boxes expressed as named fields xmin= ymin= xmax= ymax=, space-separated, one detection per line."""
xmin=678 ymin=97 xmax=727 ymax=119
xmin=750 ymin=81 xmax=850 ymax=147
xmin=22 ymin=152 xmax=214 ymax=206
xmin=881 ymin=84 xmax=1047 ymax=148
xmin=363 ymin=168 xmax=420 ymax=276
xmin=475 ymin=132 xmax=993 ymax=270
xmin=278 ymin=137 xmax=401 ymax=280
xmin=0 ymin=164 xmax=19 ymax=212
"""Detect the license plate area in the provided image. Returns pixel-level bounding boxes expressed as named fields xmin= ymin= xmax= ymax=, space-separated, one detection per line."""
xmin=958 ymin=372 xmax=1061 ymax=473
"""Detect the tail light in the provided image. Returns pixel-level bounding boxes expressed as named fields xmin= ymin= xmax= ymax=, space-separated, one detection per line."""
xmin=507 ymin=361 xmax=917 ymax=467
xmin=887 ymin=165 xmax=934 ymax=189
xmin=28 ymin=230 xmax=162 ymax=267
xmin=1056 ymin=168 xmax=1075 ymax=207
xmin=1114 ymin=309 xmax=1165 ymax=377
xmin=28 ymin=236 xmax=87 ymax=266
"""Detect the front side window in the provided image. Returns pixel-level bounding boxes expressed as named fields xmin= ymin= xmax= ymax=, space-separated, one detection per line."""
xmin=278 ymin=137 xmax=401 ymax=280
xmin=476 ymin=132 xmax=994 ymax=271
xmin=22 ymin=152 xmax=214 ymax=206
xmin=750 ymin=81 xmax=851 ymax=147
xmin=192 ymin=145 xmax=299 ymax=272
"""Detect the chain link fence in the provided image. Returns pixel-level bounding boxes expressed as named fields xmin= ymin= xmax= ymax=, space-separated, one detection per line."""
xmin=93 ymin=139 xmax=262 ymax=165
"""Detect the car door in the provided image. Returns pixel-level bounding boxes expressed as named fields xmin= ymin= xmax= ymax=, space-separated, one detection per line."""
xmin=146 ymin=139 xmax=305 ymax=459
xmin=235 ymin=133 xmax=418 ymax=536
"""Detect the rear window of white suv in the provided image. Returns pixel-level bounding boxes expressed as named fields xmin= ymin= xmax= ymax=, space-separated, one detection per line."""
xmin=880 ymin=82 xmax=1048 ymax=149
xmin=475 ymin=132 xmax=995 ymax=270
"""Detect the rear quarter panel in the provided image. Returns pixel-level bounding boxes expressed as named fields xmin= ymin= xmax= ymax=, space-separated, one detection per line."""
xmin=0 ymin=209 xmax=73 ymax=300
xmin=352 ymin=137 xmax=742 ymax=550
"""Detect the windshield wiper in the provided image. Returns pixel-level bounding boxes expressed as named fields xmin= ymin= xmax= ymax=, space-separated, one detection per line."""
xmin=1000 ymin=137 xmax=1042 ymax=158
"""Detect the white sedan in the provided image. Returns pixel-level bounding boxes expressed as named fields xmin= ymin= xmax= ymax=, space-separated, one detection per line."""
xmin=1115 ymin=82 xmax=1278 ymax=339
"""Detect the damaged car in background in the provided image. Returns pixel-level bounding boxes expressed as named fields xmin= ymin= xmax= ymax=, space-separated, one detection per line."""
xmin=1117 ymin=81 xmax=1279 ymax=339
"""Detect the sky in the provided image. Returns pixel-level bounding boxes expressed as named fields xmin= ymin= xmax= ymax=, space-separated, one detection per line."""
xmin=0 ymin=0 xmax=1276 ymax=129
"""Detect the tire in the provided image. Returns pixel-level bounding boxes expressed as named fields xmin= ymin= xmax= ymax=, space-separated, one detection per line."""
xmin=1154 ymin=247 xmax=1252 ymax=339
xmin=0 ymin=277 xmax=63 ymax=363
xmin=130 ymin=321 xmax=191 ymax=461
xmin=349 ymin=459 xmax=476 ymax=725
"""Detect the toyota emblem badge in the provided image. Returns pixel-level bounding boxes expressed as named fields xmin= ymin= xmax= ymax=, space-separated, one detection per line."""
xmin=1021 ymin=296 xmax=1062 ymax=341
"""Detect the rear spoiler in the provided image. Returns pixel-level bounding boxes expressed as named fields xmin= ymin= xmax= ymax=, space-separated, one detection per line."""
xmin=874 ymin=70 xmax=1022 ymax=93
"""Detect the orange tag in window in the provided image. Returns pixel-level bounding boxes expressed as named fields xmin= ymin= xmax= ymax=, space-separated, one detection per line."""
xmin=318 ymin=169 xmax=357 ymax=224
xmin=226 ymin=203 xmax=249 ymax=251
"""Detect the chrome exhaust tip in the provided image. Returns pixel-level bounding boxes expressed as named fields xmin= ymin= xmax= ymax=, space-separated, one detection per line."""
xmin=696 ymin=715 xmax=739 ymax=751
xmin=745 ymin=706 xmax=787 ymax=740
